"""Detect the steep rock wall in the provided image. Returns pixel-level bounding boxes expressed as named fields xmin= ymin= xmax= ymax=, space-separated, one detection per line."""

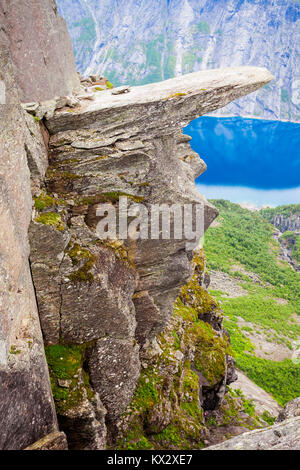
xmin=0 ymin=29 xmax=60 ymax=450
xmin=0 ymin=0 xmax=80 ymax=102
xmin=27 ymin=66 xmax=273 ymax=448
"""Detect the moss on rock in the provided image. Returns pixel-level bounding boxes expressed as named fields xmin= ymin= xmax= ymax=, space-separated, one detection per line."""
xmin=35 ymin=212 xmax=65 ymax=231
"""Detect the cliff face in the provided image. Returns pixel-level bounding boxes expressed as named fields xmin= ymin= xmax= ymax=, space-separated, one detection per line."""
xmin=56 ymin=0 xmax=300 ymax=122
xmin=0 ymin=0 xmax=80 ymax=102
xmin=0 ymin=26 xmax=60 ymax=450
xmin=0 ymin=0 xmax=274 ymax=450
xmin=272 ymin=214 xmax=300 ymax=233
xmin=27 ymin=66 xmax=272 ymax=448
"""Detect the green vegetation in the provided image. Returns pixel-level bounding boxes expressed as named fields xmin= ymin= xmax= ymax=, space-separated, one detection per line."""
xmin=34 ymin=192 xmax=58 ymax=211
xmin=9 ymin=345 xmax=21 ymax=355
xmin=204 ymin=200 xmax=300 ymax=405
xmin=237 ymin=355 xmax=299 ymax=406
xmin=182 ymin=52 xmax=202 ymax=72
xmin=205 ymin=200 xmax=300 ymax=311
xmin=45 ymin=344 xmax=94 ymax=415
xmin=115 ymin=251 xmax=248 ymax=450
xmin=73 ymin=17 xmax=96 ymax=43
xmin=281 ymin=88 xmax=290 ymax=103
xmin=192 ymin=21 xmax=211 ymax=34
xmin=74 ymin=192 xmax=145 ymax=206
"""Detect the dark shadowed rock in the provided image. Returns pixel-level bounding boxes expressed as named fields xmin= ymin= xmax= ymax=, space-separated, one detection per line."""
xmin=276 ymin=397 xmax=300 ymax=423
xmin=205 ymin=416 xmax=300 ymax=450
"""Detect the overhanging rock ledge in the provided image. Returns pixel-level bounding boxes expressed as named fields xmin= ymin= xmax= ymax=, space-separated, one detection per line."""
xmin=26 ymin=65 xmax=274 ymax=448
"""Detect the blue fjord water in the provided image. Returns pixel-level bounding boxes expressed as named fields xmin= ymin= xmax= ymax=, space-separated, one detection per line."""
xmin=185 ymin=117 xmax=300 ymax=206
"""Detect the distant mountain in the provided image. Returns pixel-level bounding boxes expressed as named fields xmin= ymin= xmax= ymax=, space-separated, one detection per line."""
xmin=57 ymin=0 xmax=300 ymax=122
xmin=261 ymin=204 xmax=300 ymax=270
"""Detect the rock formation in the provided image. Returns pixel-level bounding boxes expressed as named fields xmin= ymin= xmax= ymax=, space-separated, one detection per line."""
xmin=272 ymin=214 xmax=300 ymax=233
xmin=57 ymin=0 xmax=300 ymax=122
xmin=0 ymin=0 xmax=275 ymax=450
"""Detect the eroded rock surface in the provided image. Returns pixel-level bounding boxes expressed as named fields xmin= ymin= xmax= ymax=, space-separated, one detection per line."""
xmin=25 ymin=431 xmax=68 ymax=450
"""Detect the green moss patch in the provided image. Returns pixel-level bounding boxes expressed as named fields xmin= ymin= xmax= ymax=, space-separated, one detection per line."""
xmin=34 ymin=192 xmax=58 ymax=211
xmin=35 ymin=212 xmax=65 ymax=231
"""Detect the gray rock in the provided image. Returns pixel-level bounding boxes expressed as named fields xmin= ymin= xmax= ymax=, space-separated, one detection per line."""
xmin=55 ymin=96 xmax=68 ymax=109
xmin=0 ymin=30 xmax=58 ymax=450
xmin=28 ymin=65 xmax=272 ymax=446
xmin=87 ymin=338 xmax=140 ymax=422
xmin=59 ymin=394 xmax=107 ymax=450
xmin=36 ymin=99 xmax=57 ymax=120
xmin=111 ymin=86 xmax=131 ymax=95
xmin=76 ymin=93 xmax=96 ymax=101
xmin=90 ymin=74 xmax=101 ymax=83
xmin=25 ymin=431 xmax=68 ymax=450
xmin=66 ymin=95 xmax=80 ymax=108
xmin=21 ymin=102 xmax=39 ymax=114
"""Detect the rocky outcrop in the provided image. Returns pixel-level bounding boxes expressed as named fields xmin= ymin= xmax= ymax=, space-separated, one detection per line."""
xmin=0 ymin=27 xmax=59 ymax=450
xmin=0 ymin=0 xmax=274 ymax=449
xmin=0 ymin=0 xmax=80 ymax=102
xmin=276 ymin=397 xmax=300 ymax=423
xmin=26 ymin=66 xmax=272 ymax=448
xmin=25 ymin=431 xmax=68 ymax=450
xmin=206 ymin=417 xmax=300 ymax=450
xmin=206 ymin=398 xmax=300 ymax=450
